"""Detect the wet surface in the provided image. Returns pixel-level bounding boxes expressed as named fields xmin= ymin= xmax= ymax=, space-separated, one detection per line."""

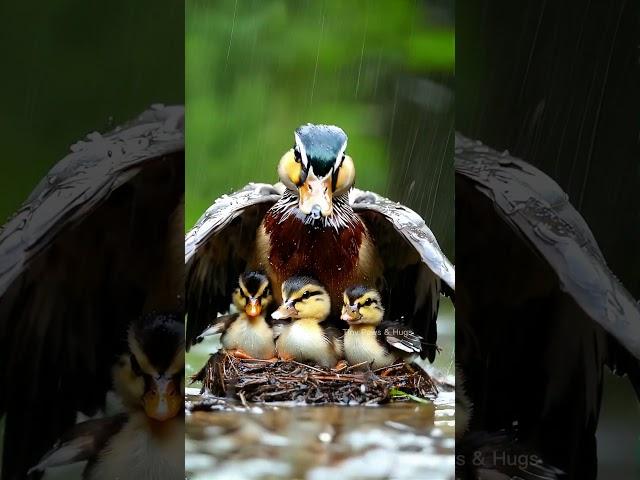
xmin=185 ymin=391 xmax=455 ymax=480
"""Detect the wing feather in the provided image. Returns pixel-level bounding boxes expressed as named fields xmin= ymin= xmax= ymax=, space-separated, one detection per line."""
xmin=455 ymin=132 xmax=640 ymax=363
xmin=350 ymin=188 xmax=455 ymax=290
xmin=380 ymin=321 xmax=423 ymax=354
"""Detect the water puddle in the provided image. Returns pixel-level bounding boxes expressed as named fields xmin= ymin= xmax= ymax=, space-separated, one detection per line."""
xmin=185 ymin=389 xmax=455 ymax=480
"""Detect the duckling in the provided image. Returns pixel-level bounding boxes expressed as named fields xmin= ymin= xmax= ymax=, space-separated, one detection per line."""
xmin=341 ymin=285 xmax=423 ymax=369
xmin=197 ymin=271 xmax=276 ymax=360
xmin=29 ymin=312 xmax=185 ymax=479
xmin=271 ymin=276 xmax=343 ymax=368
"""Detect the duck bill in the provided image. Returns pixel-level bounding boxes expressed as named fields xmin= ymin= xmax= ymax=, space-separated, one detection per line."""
xmin=271 ymin=302 xmax=298 ymax=320
xmin=143 ymin=377 xmax=182 ymax=421
xmin=245 ymin=298 xmax=262 ymax=317
xmin=341 ymin=307 xmax=362 ymax=324
xmin=298 ymin=173 xmax=332 ymax=219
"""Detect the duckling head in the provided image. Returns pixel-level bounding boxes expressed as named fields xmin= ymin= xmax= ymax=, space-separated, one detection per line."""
xmin=271 ymin=276 xmax=331 ymax=322
xmin=232 ymin=271 xmax=273 ymax=318
xmin=113 ymin=312 xmax=184 ymax=422
xmin=277 ymin=124 xmax=355 ymax=220
xmin=341 ymin=285 xmax=384 ymax=326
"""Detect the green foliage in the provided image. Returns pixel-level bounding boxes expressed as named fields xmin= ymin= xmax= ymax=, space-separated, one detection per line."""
xmin=389 ymin=387 xmax=432 ymax=404
xmin=186 ymin=0 xmax=454 ymax=228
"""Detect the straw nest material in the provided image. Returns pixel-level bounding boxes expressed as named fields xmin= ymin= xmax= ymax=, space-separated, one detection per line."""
xmin=191 ymin=352 xmax=437 ymax=405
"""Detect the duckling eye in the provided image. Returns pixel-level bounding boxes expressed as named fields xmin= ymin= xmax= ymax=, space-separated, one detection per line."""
xmin=130 ymin=354 xmax=142 ymax=376
xmin=299 ymin=290 xmax=317 ymax=301
xmin=361 ymin=298 xmax=375 ymax=307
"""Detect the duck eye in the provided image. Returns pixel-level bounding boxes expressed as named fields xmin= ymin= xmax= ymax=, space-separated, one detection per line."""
xmin=130 ymin=354 xmax=142 ymax=376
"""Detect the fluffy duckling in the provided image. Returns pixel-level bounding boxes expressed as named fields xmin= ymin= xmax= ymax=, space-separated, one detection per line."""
xmin=197 ymin=271 xmax=276 ymax=360
xmin=271 ymin=276 xmax=343 ymax=368
xmin=341 ymin=285 xmax=423 ymax=369
xmin=30 ymin=312 xmax=185 ymax=479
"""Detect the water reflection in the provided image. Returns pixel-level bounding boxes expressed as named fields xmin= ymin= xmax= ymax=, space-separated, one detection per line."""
xmin=186 ymin=397 xmax=454 ymax=480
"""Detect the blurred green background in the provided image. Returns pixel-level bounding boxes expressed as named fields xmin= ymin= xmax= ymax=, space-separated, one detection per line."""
xmin=186 ymin=0 xmax=455 ymax=258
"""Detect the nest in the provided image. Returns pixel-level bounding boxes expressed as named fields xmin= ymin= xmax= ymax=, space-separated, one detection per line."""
xmin=191 ymin=352 xmax=437 ymax=405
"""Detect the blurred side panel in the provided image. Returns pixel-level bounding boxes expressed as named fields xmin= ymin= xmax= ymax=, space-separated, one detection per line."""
xmin=0 ymin=2 xmax=184 ymax=479
xmin=456 ymin=1 xmax=640 ymax=479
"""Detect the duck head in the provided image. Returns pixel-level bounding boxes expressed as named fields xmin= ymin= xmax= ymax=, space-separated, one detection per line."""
xmin=341 ymin=285 xmax=385 ymax=326
xmin=113 ymin=312 xmax=184 ymax=422
xmin=232 ymin=271 xmax=273 ymax=318
xmin=278 ymin=124 xmax=355 ymax=220
xmin=271 ymin=276 xmax=331 ymax=322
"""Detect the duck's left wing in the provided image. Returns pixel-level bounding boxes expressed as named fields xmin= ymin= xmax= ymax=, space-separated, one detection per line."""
xmin=351 ymin=188 xmax=455 ymax=362
xmin=185 ymin=183 xmax=282 ymax=348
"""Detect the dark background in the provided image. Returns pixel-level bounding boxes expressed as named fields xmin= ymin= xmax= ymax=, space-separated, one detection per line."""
xmin=457 ymin=0 xmax=640 ymax=297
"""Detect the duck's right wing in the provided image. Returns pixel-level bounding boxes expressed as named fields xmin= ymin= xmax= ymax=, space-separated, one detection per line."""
xmin=185 ymin=183 xmax=282 ymax=348
xmin=455 ymin=132 xmax=640 ymax=395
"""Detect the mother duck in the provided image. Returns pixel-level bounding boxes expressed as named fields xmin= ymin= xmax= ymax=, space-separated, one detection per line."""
xmin=186 ymin=124 xmax=455 ymax=361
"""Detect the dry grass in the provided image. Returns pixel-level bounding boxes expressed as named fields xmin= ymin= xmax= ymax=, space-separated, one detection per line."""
xmin=191 ymin=352 xmax=437 ymax=405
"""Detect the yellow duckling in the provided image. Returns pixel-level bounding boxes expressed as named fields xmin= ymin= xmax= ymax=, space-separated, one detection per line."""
xmin=341 ymin=285 xmax=423 ymax=369
xmin=271 ymin=276 xmax=343 ymax=368
xmin=198 ymin=271 xmax=276 ymax=360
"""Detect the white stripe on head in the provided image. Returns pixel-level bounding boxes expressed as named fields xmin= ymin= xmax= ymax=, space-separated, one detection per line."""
xmin=294 ymin=132 xmax=309 ymax=168
xmin=333 ymin=139 xmax=348 ymax=170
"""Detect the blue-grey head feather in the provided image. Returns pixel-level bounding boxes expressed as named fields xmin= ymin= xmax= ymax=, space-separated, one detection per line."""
xmin=295 ymin=124 xmax=347 ymax=177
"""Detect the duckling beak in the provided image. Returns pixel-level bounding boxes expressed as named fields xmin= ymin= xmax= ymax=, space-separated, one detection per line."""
xmin=143 ymin=376 xmax=182 ymax=421
xmin=246 ymin=298 xmax=262 ymax=317
xmin=298 ymin=171 xmax=332 ymax=218
xmin=341 ymin=306 xmax=362 ymax=324
xmin=272 ymin=302 xmax=298 ymax=320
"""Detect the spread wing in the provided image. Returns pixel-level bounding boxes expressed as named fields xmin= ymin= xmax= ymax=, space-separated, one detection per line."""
xmin=351 ymin=188 xmax=455 ymax=362
xmin=185 ymin=183 xmax=282 ymax=348
xmin=0 ymin=105 xmax=184 ymax=479
xmin=455 ymin=132 xmax=640 ymax=394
